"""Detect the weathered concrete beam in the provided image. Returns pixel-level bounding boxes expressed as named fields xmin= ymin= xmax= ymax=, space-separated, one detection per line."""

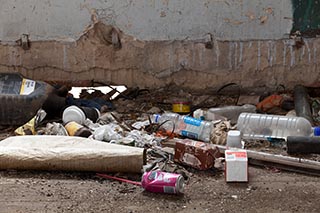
xmin=0 ymin=23 xmax=320 ymax=92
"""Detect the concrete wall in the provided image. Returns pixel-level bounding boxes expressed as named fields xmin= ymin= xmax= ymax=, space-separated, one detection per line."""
xmin=0 ymin=0 xmax=319 ymax=92
xmin=0 ymin=0 xmax=293 ymax=41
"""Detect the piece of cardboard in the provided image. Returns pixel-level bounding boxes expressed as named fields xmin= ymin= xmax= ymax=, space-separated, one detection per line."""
xmin=225 ymin=150 xmax=248 ymax=182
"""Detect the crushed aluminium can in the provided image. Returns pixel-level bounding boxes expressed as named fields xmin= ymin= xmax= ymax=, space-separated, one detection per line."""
xmin=141 ymin=170 xmax=185 ymax=194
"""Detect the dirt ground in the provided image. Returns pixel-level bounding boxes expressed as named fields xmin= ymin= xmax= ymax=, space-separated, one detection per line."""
xmin=0 ymin=167 xmax=319 ymax=213
xmin=0 ymin=87 xmax=319 ymax=213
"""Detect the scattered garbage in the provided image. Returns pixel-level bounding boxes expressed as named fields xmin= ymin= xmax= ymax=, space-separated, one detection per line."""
xmin=1 ymin=79 xmax=320 ymax=196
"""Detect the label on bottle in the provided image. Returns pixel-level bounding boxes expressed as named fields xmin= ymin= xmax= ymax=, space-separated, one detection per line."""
xmin=154 ymin=114 xmax=160 ymax=123
xmin=20 ymin=78 xmax=36 ymax=95
xmin=181 ymin=130 xmax=198 ymax=139
xmin=183 ymin=117 xmax=202 ymax=126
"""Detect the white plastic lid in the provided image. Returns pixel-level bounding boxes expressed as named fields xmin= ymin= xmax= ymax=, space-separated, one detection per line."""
xmin=226 ymin=130 xmax=242 ymax=148
xmin=62 ymin=105 xmax=86 ymax=125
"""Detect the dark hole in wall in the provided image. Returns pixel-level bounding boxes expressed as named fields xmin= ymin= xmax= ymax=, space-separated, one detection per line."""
xmin=291 ymin=0 xmax=320 ymax=37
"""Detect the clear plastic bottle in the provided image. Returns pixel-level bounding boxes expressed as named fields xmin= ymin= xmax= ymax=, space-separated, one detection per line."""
xmin=237 ymin=113 xmax=320 ymax=140
xmin=153 ymin=113 xmax=213 ymax=142
xmin=193 ymin=104 xmax=256 ymax=124
xmin=208 ymin=104 xmax=256 ymax=124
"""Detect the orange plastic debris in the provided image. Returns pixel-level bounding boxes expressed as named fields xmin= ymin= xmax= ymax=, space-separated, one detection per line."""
xmin=155 ymin=130 xmax=179 ymax=139
xmin=256 ymin=94 xmax=283 ymax=112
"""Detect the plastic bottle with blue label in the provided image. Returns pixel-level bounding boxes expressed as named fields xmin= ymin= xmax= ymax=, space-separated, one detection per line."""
xmin=152 ymin=113 xmax=213 ymax=142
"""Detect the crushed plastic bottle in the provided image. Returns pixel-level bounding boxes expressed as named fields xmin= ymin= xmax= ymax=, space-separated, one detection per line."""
xmin=153 ymin=112 xmax=213 ymax=142
xmin=237 ymin=112 xmax=320 ymax=140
